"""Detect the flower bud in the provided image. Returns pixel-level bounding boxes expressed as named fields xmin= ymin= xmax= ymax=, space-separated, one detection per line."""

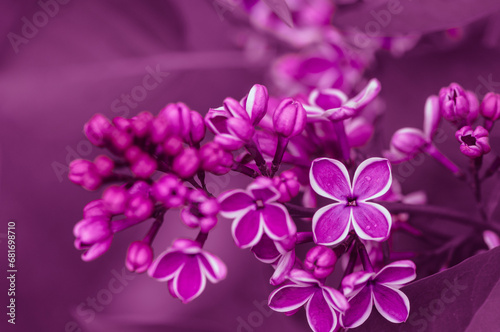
xmin=244 ymin=84 xmax=269 ymax=125
xmin=125 ymin=195 xmax=154 ymax=220
xmin=189 ymin=111 xmax=206 ymax=144
xmin=172 ymin=148 xmax=200 ymax=178
xmin=181 ymin=190 xmax=220 ymax=232
xmin=113 ymin=117 xmax=132 ymax=131
xmin=391 ymin=128 xmax=427 ymax=156
xmin=102 ymin=185 xmax=128 ymax=214
xmin=93 ymin=155 xmax=114 ymax=177
xmin=126 ymin=241 xmax=154 ymax=273
xmin=108 ymin=128 xmax=133 ymax=152
xmin=159 ymin=102 xmax=191 ymax=140
xmin=273 ymin=98 xmax=306 ymax=138
xmin=273 ymin=170 xmax=300 ymax=202
xmin=223 ymin=97 xmax=249 ymax=119
xmin=74 ymin=217 xmax=112 ymax=245
xmin=480 ymin=92 xmax=500 ymax=121
xmin=130 ymin=153 xmax=157 ymax=178
xmin=131 ymin=111 xmax=153 ymax=137
xmin=439 ymin=83 xmax=470 ymax=123
xmin=150 ymin=116 xmax=170 ymax=143
xmin=84 ymin=114 xmax=112 ymax=147
xmin=199 ymin=142 xmax=233 ymax=175
xmin=152 ymin=175 xmax=187 ymax=207
xmin=83 ymin=200 xmax=110 ymax=219
xmin=162 ymin=136 xmax=183 ymax=156
xmin=68 ymin=159 xmax=93 ymax=185
xmin=455 ymin=125 xmax=491 ymax=158
xmin=226 ymin=117 xmax=255 ymax=142
xmin=304 ymin=246 xmax=336 ymax=279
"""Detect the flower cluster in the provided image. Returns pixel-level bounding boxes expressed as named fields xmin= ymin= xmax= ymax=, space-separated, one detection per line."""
xmin=68 ymin=2 xmax=500 ymax=331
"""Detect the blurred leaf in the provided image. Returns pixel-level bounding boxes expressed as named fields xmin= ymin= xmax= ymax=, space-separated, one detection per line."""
xmin=334 ymin=0 xmax=500 ymax=35
xmin=353 ymin=247 xmax=500 ymax=331
xmin=262 ymin=0 xmax=294 ymax=27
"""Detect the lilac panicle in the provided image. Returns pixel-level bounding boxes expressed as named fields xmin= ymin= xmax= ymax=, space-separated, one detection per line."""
xmin=268 ymin=269 xmax=349 ymax=332
xmin=148 ymin=239 xmax=227 ymax=303
xmin=455 ymin=125 xmax=491 ymax=158
xmin=310 ymin=158 xmax=392 ymax=245
xmin=218 ymin=177 xmax=297 ymax=248
xmin=341 ymin=260 xmax=416 ymax=328
xmin=126 ymin=241 xmax=154 ymax=273
xmin=273 ymin=98 xmax=307 ymax=138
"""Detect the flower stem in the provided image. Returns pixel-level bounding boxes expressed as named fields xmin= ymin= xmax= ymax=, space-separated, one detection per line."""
xmin=482 ymin=155 xmax=500 ymax=180
xmin=271 ymin=136 xmax=289 ymax=177
xmin=245 ymin=140 xmax=270 ymax=177
xmin=143 ymin=210 xmax=166 ymax=244
xmin=231 ymin=163 xmax=259 ymax=178
xmin=425 ymin=144 xmax=464 ymax=179
xmin=332 ymin=121 xmax=350 ymax=163
xmin=195 ymin=231 xmax=209 ymax=247
xmin=296 ymin=232 xmax=314 ymax=244
xmin=357 ymin=240 xmax=374 ymax=273
xmin=285 ymin=203 xmax=316 ymax=218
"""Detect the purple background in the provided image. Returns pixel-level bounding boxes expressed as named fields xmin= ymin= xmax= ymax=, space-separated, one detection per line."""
xmin=1 ymin=1 xmax=500 ymax=331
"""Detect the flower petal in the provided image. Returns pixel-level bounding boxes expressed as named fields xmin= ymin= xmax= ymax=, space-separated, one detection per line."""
xmin=344 ymin=78 xmax=381 ymax=112
xmin=252 ymin=234 xmax=281 ymax=263
xmin=372 ymin=284 xmax=410 ymax=323
xmin=81 ymin=237 xmax=112 ymax=262
xmin=270 ymin=249 xmax=296 ymax=286
xmin=305 ymin=289 xmax=338 ymax=332
xmin=198 ymin=252 xmax=227 ymax=284
xmin=250 ymin=186 xmax=280 ymax=203
xmin=423 ymin=95 xmax=440 ymax=140
xmin=172 ymin=256 xmax=206 ymax=303
xmin=352 ymin=158 xmax=392 ymax=201
xmin=148 ymin=250 xmax=186 ymax=280
xmin=310 ymin=158 xmax=351 ymax=201
xmin=269 ymin=284 xmax=315 ymax=312
xmin=313 ymin=203 xmax=351 ymax=246
xmin=322 ymin=286 xmax=349 ymax=313
xmin=232 ymin=209 xmax=263 ymax=248
xmin=374 ymin=260 xmax=416 ymax=287
xmin=340 ymin=285 xmax=373 ymax=329
xmin=262 ymin=203 xmax=296 ymax=241
xmin=342 ymin=271 xmax=374 ymax=298
xmin=351 ymin=202 xmax=391 ymax=242
xmin=218 ymin=189 xmax=255 ymax=218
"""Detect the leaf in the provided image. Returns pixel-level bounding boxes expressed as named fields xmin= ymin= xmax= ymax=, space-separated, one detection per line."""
xmin=262 ymin=0 xmax=294 ymax=27
xmin=333 ymin=0 xmax=500 ymax=36
xmin=352 ymin=247 xmax=500 ymax=331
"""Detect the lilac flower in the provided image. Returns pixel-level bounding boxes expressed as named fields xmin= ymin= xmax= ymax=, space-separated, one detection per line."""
xmin=126 ymin=241 xmax=154 ymax=273
xmin=304 ymin=79 xmax=381 ymax=122
xmin=439 ymin=83 xmax=478 ymax=125
xmin=304 ymin=246 xmax=337 ymax=279
xmin=269 ymin=269 xmax=349 ymax=332
xmin=148 ymin=239 xmax=227 ymax=303
xmin=218 ymin=177 xmax=297 ymax=248
xmin=181 ymin=190 xmax=220 ymax=232
xmin=340 ymin=260 xmax=416 ymax=328
xmin=310 ymin=157 xmax=392 ymax=245
xmin=455 ymin=125 xmax=491 ymax=158
xmin=252 ymin=234 xmax=296 ymax=285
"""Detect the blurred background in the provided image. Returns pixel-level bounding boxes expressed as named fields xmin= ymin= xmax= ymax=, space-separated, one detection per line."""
xmin=1 ymin=1 xmax=500 ymax=331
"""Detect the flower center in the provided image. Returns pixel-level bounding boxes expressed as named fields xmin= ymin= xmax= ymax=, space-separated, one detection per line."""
xmin=347 ymin=198 xmax=357 ymax=207
xmin=255 ymin=200 xmax=265 ymax=209
xmin=462 ymin=134 xmax=476 ymax=146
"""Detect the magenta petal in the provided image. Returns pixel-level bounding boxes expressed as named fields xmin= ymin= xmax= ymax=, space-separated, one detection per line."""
xmin=322 ymin=287 xmax=349 ymax=313
xmin=374 ymin=260 xmax=416 ymax=286
xmin=310 ymin=158 xmax=351 ymax=201
xmin=252 ymin=234 xmax=281 ymax=263
xmin=352 ymin=158 xmax=392 ymax=201
xmin=81 ymin=237 xmax=112 ymax=262
xmin=313 ymin=203 xmax=351 ymax=246
xmin=423 ymin=95 xmax=440 ymax=139
xmin=270 ymin=249 xmax=295 ymax=286
xmin=341 ymin=285 xmax=373 ymax=329
xmin=372 ymin=284 xmax=410 ymax=323
xmin=232 ymin=209 xmax=263 ymax=248
xmin=173 ymin=256 xmax=205 ymax=303
xmin=198 ymin=252 xmax=227 ymax=283
xmin=262 ymin=203 xmax=296 ymax=241
xmin=148 ymin=251 xmax=186 ymax=280
xmin=251 ymin=187 xmax=280 ymax=203
xmin=351 ymin=202 xmax=391 ymax=242
xmin=345 ymin=78 xmax=381 ymax=111
xmin=305 ymin=289 xmax=337 ymax=332
xmin=269 ymin=285 xmax=315 ymax=312
xmin=218 ymin=190 xmax=255 ymax=217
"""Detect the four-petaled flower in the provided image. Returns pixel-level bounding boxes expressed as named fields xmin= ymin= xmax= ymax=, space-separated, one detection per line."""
xmin=310 ymin=157 xmax=392 ymax=246
xmin=148 ymin=239 xmax=227 ymax=303
xmin=340 ymin=260 xmax=416 ymax=328
xmin=455 ymin=125 xmax=491 ymax=158
xmin=218 ymin=177 xmax=297 ymax=248
xmin=269 ymin=269 xmax=349 ymax=332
